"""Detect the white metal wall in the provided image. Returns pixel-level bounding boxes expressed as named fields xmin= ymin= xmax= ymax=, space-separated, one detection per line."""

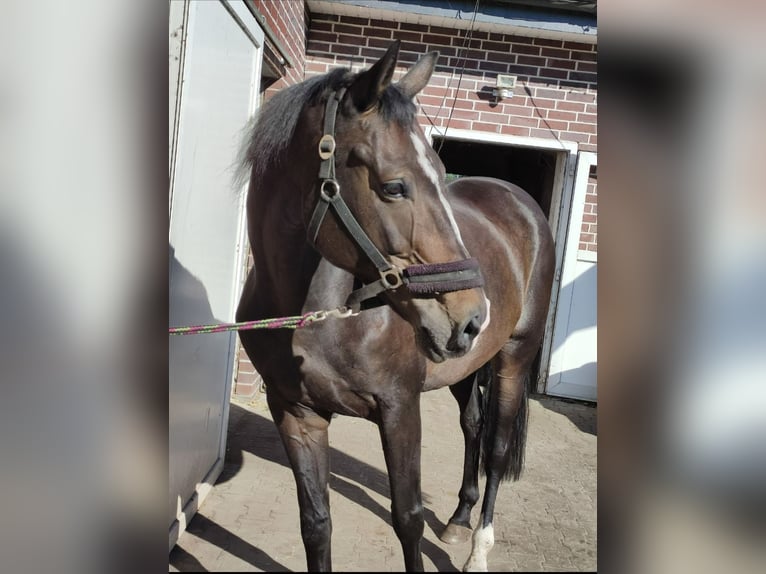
xmin=168 ymin=0 xmax=263 ymax=549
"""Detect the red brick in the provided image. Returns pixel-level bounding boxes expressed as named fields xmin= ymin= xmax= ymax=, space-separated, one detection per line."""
xmin=570 ymin=50 xmax=597 ymax=62
xmin=480 ymin=60 xmax=509 ymax=73
xmin=541 ymin=47 xmax=570 ymax=59
xmin=562 ymin=131 xmax=591 ymax=143
xmin=365 ymin=26 xmax=394 ymax=39
xmin=565 ymin=41 xmax=595 ymax=51
xmin=338 ymin=15 xmax=369 ymax=26
xmin=400 ymin=22 xmax=429 ymax=33
xmin=518 ymin=55 xmax=546 ymax=67
xmin=334 ymin=23 xmax=363 ymax=35
xmin=586 ymin=103 xmax=597 ymax=114
xmin=547 ymin=109 xmax=577 ymax=121
xmin=450 ymin=108 xmax=481 ymax=121
xmin=577 ymin=112 xmax=597 ymax=124
xmin=306 ymin=40 xmax=330 ymax=53
xmin=483 ymin=41 xmax=510 ymax=53
xmin=570 ymin=122 xmax=597 ymax=134
xmin=311 ymin=20 xmax=333 ymax=32
xmin=443 ymin=118 xmax=472 ymax=130
xmin=429 ymin=25 xmax=458 ymax=35
xmin=370 ymin=19 xmax=398 ymax=29
xmin=539 ymin=68 xmax=569 ymax=80
xmin=528 ymin=97 xmax=557 ymax=109
xmin=498 ymin=103 xmax=534 ymax=117
xmin=530 ymin=128 xmax=560 ymax=139
xmin=508 ymin=34 xmax=536 ymax=45
xmin=337 ymin=33 xmax=362 ymax=45
xmin=333 ymin=44 xmax=359 ymax=56
xmin=542 ymin=119 xmax=568 ymax=131
xmin=566 ymin=91 xmax=596 ymax=103
xmin=394 ymin=30 xmax=423 ymax=42
xmin=369 ymin=37 xmax=395 ymax=49
xmin=556 ymin=100 xmax=585 ymax=112
xmin=577 ymin=61 xmax=597 ymax=73
xmin=508 ymin=115 xmax=539 ymax=128
xmin=569 ymin=71 xmax=597 ymax=84
xmin=471 ymin=121 xmax=500 ymax=133
xmin=500 ymin=125 xmax=531 ymax=136
xmin=534 ymin=38 xmax=563 ymax=48
xmin=546 ymin=58 xmax=576 ymax=70
xmin=535 ymin=87 xmax=566 ymax=100
xmin=512 ymin=44 xmax=541 ymax=56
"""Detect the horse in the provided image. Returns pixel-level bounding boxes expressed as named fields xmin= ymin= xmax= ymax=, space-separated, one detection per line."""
xmin=234 ymin=40 xmax=555 ymax=572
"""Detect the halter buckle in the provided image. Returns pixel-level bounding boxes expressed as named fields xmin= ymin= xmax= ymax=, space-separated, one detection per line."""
xmin=318 ymin=134 xmax=336 ymax=160
xmin=379 ymin=267 xmax=404 ymax=290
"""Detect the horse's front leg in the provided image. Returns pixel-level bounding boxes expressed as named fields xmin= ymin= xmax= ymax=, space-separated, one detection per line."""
xmin=378 ymin=393 xmax=425 ymax=572
xmin=266 ymin=392 xmax=333 ymax=572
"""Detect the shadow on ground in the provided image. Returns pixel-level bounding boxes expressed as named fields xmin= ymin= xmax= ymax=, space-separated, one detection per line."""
xmin=533 ymin=393 xmax=597 ymax=435
xmin=177 ymin=401 xmax=458 ymax=572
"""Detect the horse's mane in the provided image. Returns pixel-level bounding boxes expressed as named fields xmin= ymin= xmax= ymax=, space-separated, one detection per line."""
xmin=232 ymin=65 xmax=417 ymax=194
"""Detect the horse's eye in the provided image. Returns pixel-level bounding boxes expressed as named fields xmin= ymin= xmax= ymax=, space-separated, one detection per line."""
xmin=381 ymin=180 xmax=407 ymax=199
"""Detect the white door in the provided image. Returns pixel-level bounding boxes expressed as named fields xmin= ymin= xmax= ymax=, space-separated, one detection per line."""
xmin=546 ymin=152 xmax=597 ymax=401
xmin=168 ymin=0 xmax=263 ymax=549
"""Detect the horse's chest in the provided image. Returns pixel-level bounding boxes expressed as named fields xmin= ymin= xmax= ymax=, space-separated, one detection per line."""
xmin=288 ymin=318 xmax=423 ymax=416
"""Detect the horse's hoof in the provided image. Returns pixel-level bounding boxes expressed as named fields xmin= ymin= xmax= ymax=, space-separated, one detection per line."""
xmin=440 ymin=522 xmax=472 ymax=544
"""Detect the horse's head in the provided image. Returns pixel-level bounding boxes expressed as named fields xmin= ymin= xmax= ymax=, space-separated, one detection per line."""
xmin=304 ymin=42 xmax=488 ymax=362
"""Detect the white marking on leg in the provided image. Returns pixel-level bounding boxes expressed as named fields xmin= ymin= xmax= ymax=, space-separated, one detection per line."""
xmin=410 ymin=130 xmax=468 ymax=255
xmin=463 ymin=521 xmax=494 ymax=572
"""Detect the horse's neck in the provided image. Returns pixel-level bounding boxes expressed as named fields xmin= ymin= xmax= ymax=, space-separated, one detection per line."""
xmin=249 ymin=187 xmax=326 ymax=315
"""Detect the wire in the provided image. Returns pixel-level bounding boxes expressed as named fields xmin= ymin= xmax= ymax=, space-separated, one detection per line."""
xmin=418 ymin=0 xmax=482 ymax=156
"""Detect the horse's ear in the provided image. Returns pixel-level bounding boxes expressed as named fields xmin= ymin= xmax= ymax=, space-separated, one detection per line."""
xmin=348 ymin=40 xmax=400 ymax=112
xmin=396 ymin=51 xmax=439 ymax=99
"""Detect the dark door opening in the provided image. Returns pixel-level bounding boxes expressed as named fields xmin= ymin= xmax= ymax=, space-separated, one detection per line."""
xmin=433 ymin=137 xmax=558 ymax=219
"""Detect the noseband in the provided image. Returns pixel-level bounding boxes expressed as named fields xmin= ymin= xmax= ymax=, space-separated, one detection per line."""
xmin=307 ymin=88 xmax=484 ymax=312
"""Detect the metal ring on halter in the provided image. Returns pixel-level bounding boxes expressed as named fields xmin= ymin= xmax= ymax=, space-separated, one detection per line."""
xmin=318 ymin=134 xmax=336 ymax=160
xmin=379 ymin=267 xmax=404 ymax=290
xmin=320 ymin=179 xmax=340 ymax=202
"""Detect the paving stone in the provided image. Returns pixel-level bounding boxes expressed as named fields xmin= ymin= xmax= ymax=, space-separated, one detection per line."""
xmin=171 ymin=389 xmax=596 ymax=571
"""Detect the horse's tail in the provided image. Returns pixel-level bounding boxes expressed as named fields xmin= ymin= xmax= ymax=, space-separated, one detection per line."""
xmin=479 ymin=363 xmax=530 ymax=482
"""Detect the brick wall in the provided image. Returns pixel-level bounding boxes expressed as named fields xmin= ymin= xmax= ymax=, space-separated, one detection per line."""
xmin=580 ymin=166 xmax=597 ymax=254
xmin=305 ymin=14 xmax=597 ymax=152
xmin=250 ymin=0 xmax=307 ymax=91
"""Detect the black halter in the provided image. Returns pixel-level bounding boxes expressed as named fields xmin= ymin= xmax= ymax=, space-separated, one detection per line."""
xmin=307 ymin=88 xmax=484 ymax=312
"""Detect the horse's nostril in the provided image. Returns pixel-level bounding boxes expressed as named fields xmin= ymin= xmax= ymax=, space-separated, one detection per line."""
xmin=447 ymin=314 xmax=482 ymax=354
xmin=464 ymin=315 xmax=481 ymax=338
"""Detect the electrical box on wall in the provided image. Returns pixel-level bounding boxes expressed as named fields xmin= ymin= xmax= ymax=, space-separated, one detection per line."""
xmin=493 ymin=74 xmax=516 ymax=99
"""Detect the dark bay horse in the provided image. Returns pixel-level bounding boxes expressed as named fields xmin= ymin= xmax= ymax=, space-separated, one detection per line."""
xmin=234 ymin=41 xmax=554 ymax=572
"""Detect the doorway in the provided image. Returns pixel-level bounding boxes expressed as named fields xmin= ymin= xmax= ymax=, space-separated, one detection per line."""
xmin=432 ymin=136 xmax=559 ymax=219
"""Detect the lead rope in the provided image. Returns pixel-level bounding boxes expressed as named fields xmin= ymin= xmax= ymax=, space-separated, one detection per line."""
xmin=169 ymin=306 xmax=355 ymax=335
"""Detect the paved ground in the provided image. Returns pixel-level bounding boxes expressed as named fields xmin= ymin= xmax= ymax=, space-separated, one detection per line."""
xmin=170 ymin=387 xmax=596 ymax=572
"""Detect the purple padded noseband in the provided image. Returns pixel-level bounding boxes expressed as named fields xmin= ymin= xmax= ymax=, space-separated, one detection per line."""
xmin=403 ymin=257 xmax=484 ymax=295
